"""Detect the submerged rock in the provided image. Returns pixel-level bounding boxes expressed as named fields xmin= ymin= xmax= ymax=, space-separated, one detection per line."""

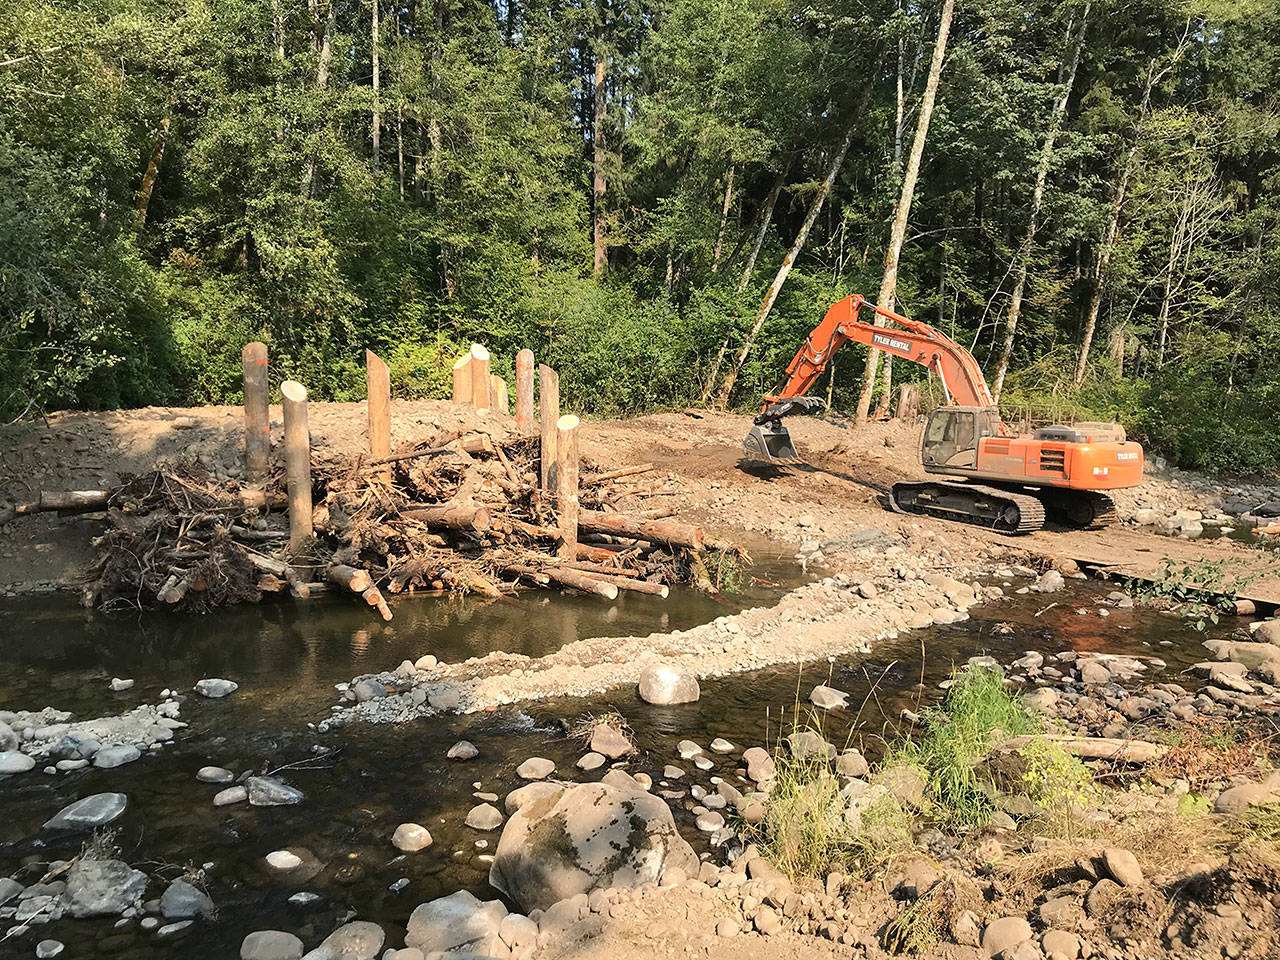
xmin=196 ymin=766 xmax=234 ymax=784
xmin=637 ymin=663 xmax=700 ymax=705
xmin=489 ymin=780 xmax=698 ymax=912
xmin=247 ymin=776 xmax=304 ymax=806
xmin=446 ymin=740 xmax=478 ymax=760
xmin=405 ymin=890 xmax=508 ymax=955
xmin=43 ymin=793 xmax=128 ymax=832
xmin=214 ymin=785 xmax=249 ymax=806
xmin=160 ymin=878 xmax=214 ymax=920
xmin=392 ymin=823 xmax=433 ymax=853
xmin=62 ymin=859 xmax=148 ymax=917
xmin=194 ymin=678 xmax=238 ymax=698
xmin=809 ymin=685 xmax=849 ymax=710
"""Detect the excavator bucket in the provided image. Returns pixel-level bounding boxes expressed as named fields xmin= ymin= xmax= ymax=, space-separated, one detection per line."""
xmin=743 ymin=421 xmax=799 ymax=462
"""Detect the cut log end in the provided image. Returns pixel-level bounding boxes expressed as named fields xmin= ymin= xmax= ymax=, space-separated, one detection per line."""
xmin=281 ymin=380 xmax=307 ymax=403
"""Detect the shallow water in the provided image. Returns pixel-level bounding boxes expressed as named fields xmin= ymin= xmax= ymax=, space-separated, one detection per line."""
xmin=0 ymin=565 xmax=1238 ymax=958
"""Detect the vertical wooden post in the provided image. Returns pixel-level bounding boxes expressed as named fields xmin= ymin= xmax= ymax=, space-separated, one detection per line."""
xmin=539 ymin=364 xmax=559 ymax=492
xmin=365 ymin=349 xmax=391 ymax=477
xmin=451 ymin=352 xmax=473 ymax=405
xmin=281 ymin=380 xmax=313 ymax=551
xmin=242 ymin=342 xmax=270 ymax=481
xmin=470 ymin=344 xmax=491 ymax=411
xmin=556 ymin=414 xmax=580 ymax=560
xmin=490 ymin=375 xmax=509 ymax=414
xmin=515 ymin=349 xmax=535 ymax=433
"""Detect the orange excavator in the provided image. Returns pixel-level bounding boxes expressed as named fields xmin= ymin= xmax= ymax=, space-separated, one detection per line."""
xmin=743 ymin=294 xmax=1144 ymax=533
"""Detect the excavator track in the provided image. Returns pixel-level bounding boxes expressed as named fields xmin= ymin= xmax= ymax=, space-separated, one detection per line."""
xmin=890 ymin=481 xmax=1045 ymax=535
xmin=1034 ymin=489 xmax=1117 ymax=529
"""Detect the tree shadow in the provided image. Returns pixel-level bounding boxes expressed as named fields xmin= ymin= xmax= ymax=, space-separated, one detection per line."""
xmin=735 ymin=457 xmax=891 ymax=501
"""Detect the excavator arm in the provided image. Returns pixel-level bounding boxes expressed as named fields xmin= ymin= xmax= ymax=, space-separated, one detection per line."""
xmin=762 ymin=294 xmax=995 ymax=412
xmin=744 ymin=294 xmax=999 ymax=462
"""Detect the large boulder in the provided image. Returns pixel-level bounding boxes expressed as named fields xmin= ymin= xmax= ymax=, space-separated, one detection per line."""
xmin=62 ymin=859 xmax=148 ymax=917
xmin=1225 ymin=642 xmax=1280 ymax=683
xmin=1253 ymin=620 xmax=1280 ymax=646
xmin=405 ymin=890 xmax=507 ymax=955
xmin=637 ymin=663 xmax=699 ymax=705
xmin=489 ymin=780 xmax=698 ymax=911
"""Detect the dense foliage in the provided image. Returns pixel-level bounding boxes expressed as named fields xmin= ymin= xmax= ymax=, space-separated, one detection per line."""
xmin=2 ymin=0 xmax=1278 ymax=472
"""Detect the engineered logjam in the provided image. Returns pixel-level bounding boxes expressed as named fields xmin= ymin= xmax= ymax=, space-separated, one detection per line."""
xmin=67 ymin=417 xmax=741 ymax=616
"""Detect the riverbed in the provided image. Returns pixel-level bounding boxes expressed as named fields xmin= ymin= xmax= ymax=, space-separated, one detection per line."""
xmin=0 ymin=567 xmax=1234 ymax=958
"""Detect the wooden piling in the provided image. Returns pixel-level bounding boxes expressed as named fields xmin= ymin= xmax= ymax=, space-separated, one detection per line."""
xmin=556 ymin=414 xmax=580 ymax=561
xmin=365 ymin=349 xmax=391 ymax=477
xmin=539 ymin=364 xmax=559 ymax=492
xmin=281 ymin=380 xmax=313 ymax=551
xmin=515 ymin=349 xmax=535 ymax=433
xmin=242 ymin=342 xmax=270 ymax=481
xmin=491 ymin=374 xmax=510 ymax=414
xmin=451 ymin=352 xmax=472 ymax=404
xmin=470 ymin=344 xmax=491 ymax=411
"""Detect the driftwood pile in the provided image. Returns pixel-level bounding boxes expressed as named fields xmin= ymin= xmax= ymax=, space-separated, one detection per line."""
xmin=19 ymin=424 xmax=744 ymax=616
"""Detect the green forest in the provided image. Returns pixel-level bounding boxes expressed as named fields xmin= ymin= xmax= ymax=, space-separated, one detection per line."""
xmin=2 ymin=0 xmax=1277 ymax=472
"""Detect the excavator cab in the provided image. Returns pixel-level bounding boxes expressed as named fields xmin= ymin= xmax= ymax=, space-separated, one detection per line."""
xmin=921 ymin=405 xmax=1001 ymax=469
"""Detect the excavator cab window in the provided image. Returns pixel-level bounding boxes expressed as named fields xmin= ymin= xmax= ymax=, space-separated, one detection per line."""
xmin=922 ymin=409 xmax=977 ymax=467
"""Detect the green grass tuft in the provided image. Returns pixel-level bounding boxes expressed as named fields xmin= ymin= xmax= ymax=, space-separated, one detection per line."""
xmin=886 ymin=665 xmax=1041 ymax=830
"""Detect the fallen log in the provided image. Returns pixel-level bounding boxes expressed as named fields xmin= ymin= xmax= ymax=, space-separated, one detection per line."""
xmin=583 ymin=463 xmax=654 ymax=486
xmin=579 ymin=510 xmax=705 ymax=551
xmin=505 ymin=563 xmax=618 ymax=600
xmin=995 ymin=734 xmax=1169 ymax=764
xmin=575 ymin=568 xmax=669 ymax=598
xmin=329 ymin=564 xmax=373 ymax=594
xmin=245 ymin=552 xmax=311 ymax=598
xmin=400 ymin=502 xmax=491 ymax=534
xmin=362 ymin=584 xmax=393 ymax=621
xmin=0 ymin=490 xmax=111 ymax=526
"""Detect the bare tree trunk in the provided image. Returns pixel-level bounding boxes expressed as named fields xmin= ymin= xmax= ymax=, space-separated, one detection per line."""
xmin=396 ymin=105 xmax=405 ymax=199
xmin=737 ymin=157 xmax=792 ymax=292
xmin=709 ymin=129 xmax=855 ymax=405
xmin=710 ymin=164 xmax=736 ymax=273
xmin=990 ymin=4 xmax=1089 ymax=400
xmin=371 ymin=0 xmax=381 ymax=176
xmin=301 ymin=0 xmax=337 ymax=196
xmin=705 ymin=68 xmax=880 ymax=405
xmin=592 ymin=44 xmax=609 ymax=277
xmin=135 ymin=115 xmax=171 ymax=228
xmin=855 ymin=0 xmax=955 ymax=423
xmin=1074 ymin=23 xmax=1190 ymax=387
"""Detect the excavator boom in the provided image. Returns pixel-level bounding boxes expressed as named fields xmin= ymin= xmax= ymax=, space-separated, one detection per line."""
xmin=763 ymin=295 xmax=995 ymax=411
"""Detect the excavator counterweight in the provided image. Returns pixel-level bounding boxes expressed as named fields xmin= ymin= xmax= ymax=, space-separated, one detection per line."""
xmin=743 ymin=295 xmax=1143 ymax=534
